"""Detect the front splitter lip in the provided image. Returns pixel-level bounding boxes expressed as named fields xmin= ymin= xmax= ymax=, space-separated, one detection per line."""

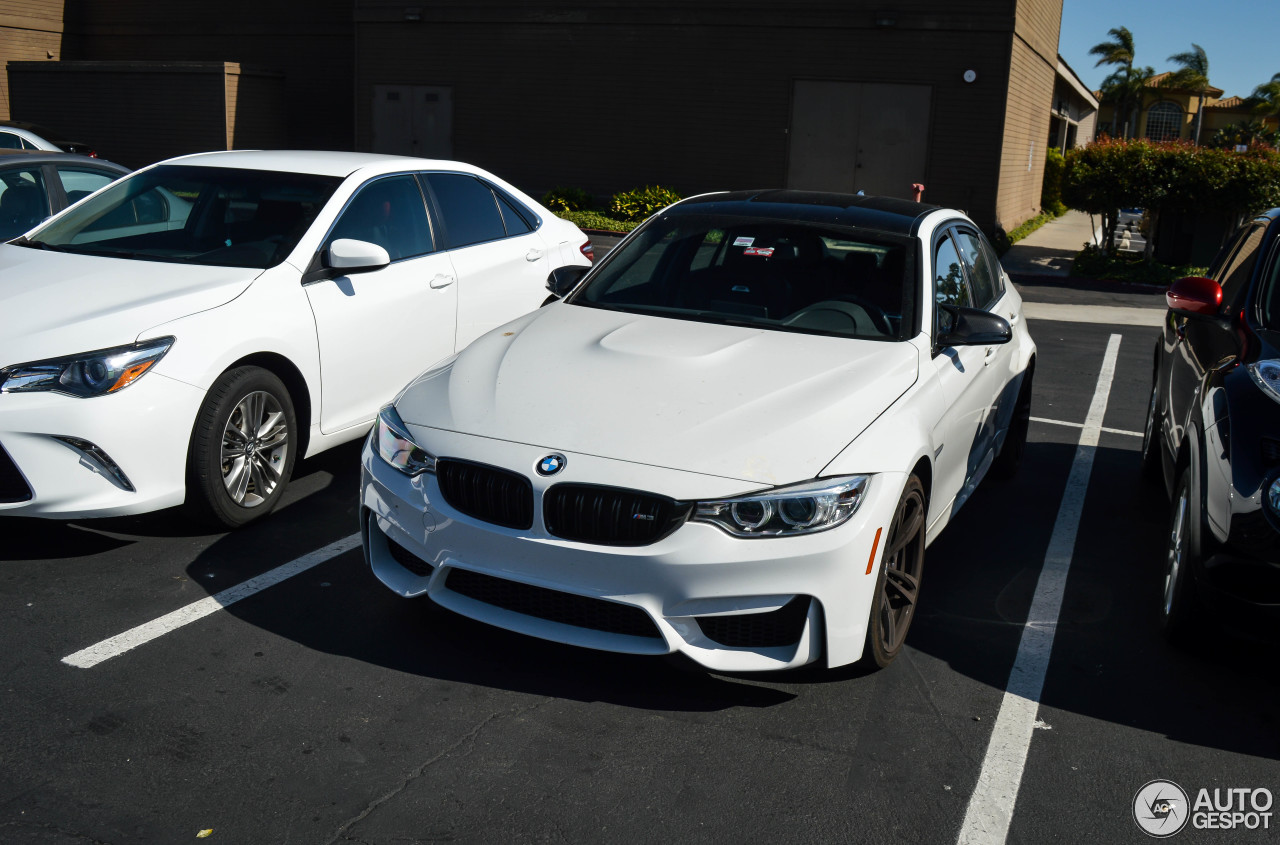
xmin=359 ymin=436 xmax=903 ymax=672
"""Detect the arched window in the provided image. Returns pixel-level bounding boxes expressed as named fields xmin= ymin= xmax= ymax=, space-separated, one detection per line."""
xmin=1145 ymin=101 xmax=1183 ymax=142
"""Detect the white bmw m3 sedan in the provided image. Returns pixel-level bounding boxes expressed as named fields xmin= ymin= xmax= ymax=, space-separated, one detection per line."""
xmin=361 ymin=190 xmax=1036 ymax=672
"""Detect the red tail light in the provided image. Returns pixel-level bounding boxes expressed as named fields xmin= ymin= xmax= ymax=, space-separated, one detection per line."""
xmin=580 ymin=239 xmax=594 ymax=263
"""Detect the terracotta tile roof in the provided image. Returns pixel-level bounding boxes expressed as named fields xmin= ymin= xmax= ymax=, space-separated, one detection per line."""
xmin=1207 ymin=96 xmax=1246 ymax=109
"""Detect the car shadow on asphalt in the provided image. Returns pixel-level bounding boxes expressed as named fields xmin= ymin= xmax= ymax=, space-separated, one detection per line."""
xmin=150 ymin=434 xmax=1277 ymax=740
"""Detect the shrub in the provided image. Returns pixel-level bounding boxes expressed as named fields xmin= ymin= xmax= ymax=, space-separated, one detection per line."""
xmin=610 ymin=185 xmax=682 ymax=221
xmin=541 ymin=186 xmax=593 ymax=213
xmin=1041 ymin=148 xmax=1068 ymax=216
xmin=1071 ymin=244 xmax=1207 ymax=286
xmin=553 ymin=210 xmax=639 ymax=233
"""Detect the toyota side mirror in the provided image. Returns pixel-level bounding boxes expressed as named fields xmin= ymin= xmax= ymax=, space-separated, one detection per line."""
xmin=546 ymin=265 xmax=589 ymax=299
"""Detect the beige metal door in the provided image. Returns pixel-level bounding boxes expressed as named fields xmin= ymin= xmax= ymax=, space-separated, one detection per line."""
xmin=788 ymin=81 xmax=931 ymax=200
xmin=372 ymin=85 xmax=453 ymax=157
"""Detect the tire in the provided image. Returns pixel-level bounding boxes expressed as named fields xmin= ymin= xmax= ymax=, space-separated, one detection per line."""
xmin=1161 ymin=467 xmax=1200 ymax=645
xmin=860 ymin=475 xmax=927 ymax=669
xmin=186 ymin=366 xmax=298 ymax=529
xmin=991 ymin=367 xmax=1033 ymax=480
xmin=1140 ymin=379 xmax=1163 ymax=483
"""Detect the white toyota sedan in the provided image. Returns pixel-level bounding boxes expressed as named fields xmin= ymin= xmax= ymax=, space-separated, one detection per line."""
xmin=0 ymin=150 xmax=591 ymax=527
xmin=361 ymin=191 xmax=1036 ymax=672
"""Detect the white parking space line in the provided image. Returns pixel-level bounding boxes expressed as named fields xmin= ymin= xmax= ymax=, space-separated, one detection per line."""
xmin=62 ymin=533 xmax=361 ymax=669
xmin=1031 ymin=415 xmax=1141 ymax=438
xmin=957 ymin=334 xmax=1122 ymax=845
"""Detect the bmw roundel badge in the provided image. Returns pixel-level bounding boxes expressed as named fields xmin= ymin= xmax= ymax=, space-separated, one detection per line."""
xmin=536 ymin=453 xmax=566 ymax=476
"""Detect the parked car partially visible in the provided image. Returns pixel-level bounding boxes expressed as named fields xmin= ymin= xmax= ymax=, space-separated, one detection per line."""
xmin=0 ymin=120 xmax=97 ymax=157
xmin=1142 ymin=206 xmax=1280 ymax=642
xmin=0 ymin=150 xmax=128 ymax=242
xmin=0 ymin=150 xmax=593 ymax=528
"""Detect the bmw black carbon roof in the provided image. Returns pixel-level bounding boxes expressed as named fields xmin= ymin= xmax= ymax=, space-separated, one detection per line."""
xmin=669 ymin=189 xmax=943 ymax=236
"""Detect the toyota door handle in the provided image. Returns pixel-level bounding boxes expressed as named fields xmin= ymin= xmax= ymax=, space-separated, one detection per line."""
xmin=526 ymin=248 xmax=543 ymax=262
xmin=429 ymin=273 xmax=455 ymax=289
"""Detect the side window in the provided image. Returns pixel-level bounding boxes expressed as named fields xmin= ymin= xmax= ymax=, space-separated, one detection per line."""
xmin=0 ymin=132 xmax=21 ymax=150
xmin=934 ymin=233 xmax=971 ymax=307
xmin=0 ymin=168 xmax=51 ymax=240
xmin=494 ymin=189 xmax=534 ymax=236
xmin=56 ymin=167 xmax=118 ymax=205
xmin=1217 ymin=222 xmax=1267 ymax=310
xmin=954 ymin=230 xmax=1001 ymax=308
xmin=425 ymin=173 xmax=507 ymax=248
xmin=326 ymin=174 xmax=433 ymax=262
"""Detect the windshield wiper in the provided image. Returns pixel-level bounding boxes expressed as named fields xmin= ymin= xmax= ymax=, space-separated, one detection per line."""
xmin=8 ymin=237 xmax=79 ymax=253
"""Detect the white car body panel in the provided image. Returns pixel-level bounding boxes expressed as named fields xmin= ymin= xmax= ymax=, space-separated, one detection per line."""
xmin=0 ymin=150 xmax=589 ymax=518
xmin=395 ymin=303 xmax=919 ymax=485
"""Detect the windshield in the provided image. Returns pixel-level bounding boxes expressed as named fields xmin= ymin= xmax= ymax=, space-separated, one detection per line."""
xmin=21 ymin=164 xmax=341 ymax=268
xmin=571 ymin=213 xmax=916 ymax=341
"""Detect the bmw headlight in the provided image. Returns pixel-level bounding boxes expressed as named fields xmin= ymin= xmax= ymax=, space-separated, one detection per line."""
xmin=693 ymin=476 xmax=870 ymax=537
xmin=1248 ymin=360 xmax=1280 ymax=405
xmin=0 ymin=337 xmax=174 ymax=398
xmin=375 ymin=405 xmax=436 ymax=476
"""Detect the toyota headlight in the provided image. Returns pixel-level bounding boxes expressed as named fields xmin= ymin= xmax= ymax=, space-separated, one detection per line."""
xmin=0 ymin=337 xmax=174 ymax=398
xmin=693 ymin=476 xmax=870 ymax=537
xmin=375 ymin=405 xmax=436 ymax=476
xmin=1248 ymin=360 xmax=1280 ymax=405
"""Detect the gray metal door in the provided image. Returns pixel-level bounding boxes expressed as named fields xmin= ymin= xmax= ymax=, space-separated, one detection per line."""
xmin=788 ymin=81 xmax=931 ymax=200
xmin=372 ymin=85 xmax=453 ymax=157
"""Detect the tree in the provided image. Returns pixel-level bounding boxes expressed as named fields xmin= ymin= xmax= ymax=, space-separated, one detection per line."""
xmin=1100 ymin=65 xmax=1155 ymax=139
xmin=1164 ymin=44 xmax=1212 ymax=144
xmin=1251 ymin=73 xmax=1280 ymax=122
xmin=1089 ymin=26 xmax=1138 ymax=137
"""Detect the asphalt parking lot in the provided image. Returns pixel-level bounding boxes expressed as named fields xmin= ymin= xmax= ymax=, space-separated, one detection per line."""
xmin=3 ymin=282 xmax=1278 ymax=844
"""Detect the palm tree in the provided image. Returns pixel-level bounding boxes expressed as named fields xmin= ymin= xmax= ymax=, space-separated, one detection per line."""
xmin=1100 ymin=65 xmax=1154 ymax=139
xmin=1089 ymin=26 xmax=1136 ymax=136
xmin=1164 ymin=44 xmax=1212 ymax=144
xmin=1251 ymin=73 xmax=1280 ymax=122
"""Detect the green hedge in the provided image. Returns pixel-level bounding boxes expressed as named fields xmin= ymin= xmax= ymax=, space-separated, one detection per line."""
xmin=553 ymin=210 xmax=639 ymax=233
xmin=541 ymin=186 xmax=593 ymax=213
xmin=1062 ymin=139 xmax=1280 ymax=254
xmin=610 ymin=185 xmax=682 ymax=221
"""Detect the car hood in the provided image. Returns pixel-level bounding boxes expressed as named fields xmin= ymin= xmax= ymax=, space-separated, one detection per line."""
xmin=396 ymin=303 xmax=920 ymax=485
xmin=0 ymin=245 xmax=259 ymax=365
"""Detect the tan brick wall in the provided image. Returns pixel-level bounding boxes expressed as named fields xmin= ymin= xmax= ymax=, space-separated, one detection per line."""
xmin=0 ymin=0 xmax=63 ymax=121
xmin=994 ymin=0 xmax=1061 ymax=232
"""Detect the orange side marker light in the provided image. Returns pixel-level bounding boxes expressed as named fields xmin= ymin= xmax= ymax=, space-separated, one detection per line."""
xmin=865 ymin=527 xmax=883 ymax=575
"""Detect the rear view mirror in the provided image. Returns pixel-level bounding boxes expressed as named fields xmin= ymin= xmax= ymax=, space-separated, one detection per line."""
xmin=935 ymin=304 xmax=1012 ymax=351
xmin=546 ymin=265 xmax=589 ymax=299
xmin=328 ymin=238 xmax=390 ymax=273
xmin=1166 ymin=276 xmax=1223 ymax=318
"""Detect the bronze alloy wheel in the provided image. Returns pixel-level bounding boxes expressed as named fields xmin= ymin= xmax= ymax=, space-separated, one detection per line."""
xmin=864 ymin=475 xmax=926 ymax=668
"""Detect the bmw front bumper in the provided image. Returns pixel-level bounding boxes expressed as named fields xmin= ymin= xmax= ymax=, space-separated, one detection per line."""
xmin=360 ymin=428 xmax=904 ymax=672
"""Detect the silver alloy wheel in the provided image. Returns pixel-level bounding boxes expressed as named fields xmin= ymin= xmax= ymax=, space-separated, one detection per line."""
xmin=220 ymin=390 xmax=289 ymax=508
xmin=1165 ymin=486 xmax=1188 ymax=616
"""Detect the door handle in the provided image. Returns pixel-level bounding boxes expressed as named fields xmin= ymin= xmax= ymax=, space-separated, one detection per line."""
xmin=984 ymin=346 xmax=997 ymax=366
xmin=1007 ymin=311 xmax=1020 ymax=326
xmin=429 ymin=273 xmax=455 ymax=289
xmin=526 ymin=248 xmax=543 ymax=262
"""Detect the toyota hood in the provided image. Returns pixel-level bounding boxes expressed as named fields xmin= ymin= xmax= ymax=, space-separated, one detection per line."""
xmin=395 ymin=303 xmax=920 ymax=485
xmin=0 ymin=245 xmax=259 ymax=365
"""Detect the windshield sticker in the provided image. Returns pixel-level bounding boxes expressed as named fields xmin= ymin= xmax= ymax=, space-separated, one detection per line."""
xmin=743 ymin=247 xmax=775 ymax=257
xmin=733 ymin=236 xmax=755 ymax=247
